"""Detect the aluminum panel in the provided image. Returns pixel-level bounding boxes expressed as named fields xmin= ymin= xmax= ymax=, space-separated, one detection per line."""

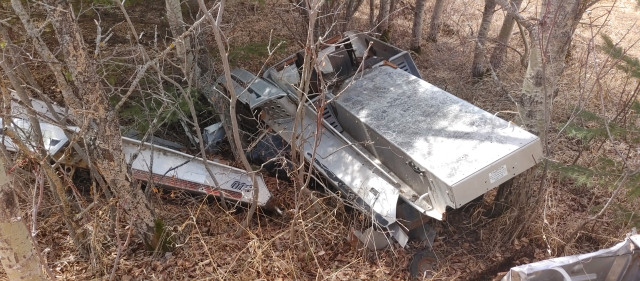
xmin=260 ymin=97 xmax=406 ymax=224
xmin=216 ymin=69 xmax=287 ymax=110
xmin=123 ymin=137 xmax=271 ymax=206
xmin=335 ymin=66 xmax=543 ymax=207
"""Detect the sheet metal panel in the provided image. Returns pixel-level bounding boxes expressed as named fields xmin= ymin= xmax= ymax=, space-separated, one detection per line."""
xmin=2 ymin=95 xmax=271 ymax=207
xmin=260 ymin=96 xmax=405 ymax=225
xmin=502 ymin=234 xmax=640 ymax=281
xmin=215 ymin=69 xmax=287 ymax=110
xmin=334 ymin=66 xmax=543 ymax=208
xmin=123 ymin=137 xmax=271 ymax=206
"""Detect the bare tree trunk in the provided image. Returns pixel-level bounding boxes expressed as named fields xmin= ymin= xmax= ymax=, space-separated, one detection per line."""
xmin=426 ymin=0 xmax=445 ymax=42
xmin=343 ymin=0 xmax=365 ymax=32
xmin=0 ymin=154 xmax=49 ymax=281
xmin=389 ymin=0 xmax=397 ymax=25
xmin=471 ymin=0 xmax=496 ymax=79
xmin=517 ymin=0 xmax=590 ymax=136
xmin=369 ymin=0 xmax=375 ymax=29
xmin=42 ymin=0 xmax=158 ymax=247
xmin=489 ymin=0 xmax=523 ymax=69
xmin=166 ymin=0 xmax=197 ymax=81
xmin=9 ymin=0 xmax=82 ymax=110
xmin=0 ymin=26 xmax=41 ymax=93
xmin=377 ymin=0 xmax=391 ymax=40
xmin=410 ymin=0 xmax=427 ymax=53
xmin=491 ymin=0 xmax=593 ymax=243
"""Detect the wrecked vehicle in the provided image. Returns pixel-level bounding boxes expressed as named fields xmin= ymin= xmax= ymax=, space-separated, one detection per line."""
xmin=0 ymin=95 xmax=271 ymax=207
xmin=502 ymin=232 xmax=640 ymax=281
xmin=208 ymin=31 xmax=544 ymax=257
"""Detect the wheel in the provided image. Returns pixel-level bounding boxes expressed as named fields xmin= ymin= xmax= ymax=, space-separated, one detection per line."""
xmin=409 ymin=249 xmax=437 ymax=280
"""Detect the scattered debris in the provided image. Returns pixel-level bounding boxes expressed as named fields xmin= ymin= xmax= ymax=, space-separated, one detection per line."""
xmin=202 ymin=122 xmax=226 ymax=153
xmin=1 ymin=32 xmax=547 ymax=278
xmin=501 ymin=231 xmax=640 ymax=281
xmin=1 ymin=95 xmax=271 ymax=207
xmin=353 ymin=227 xmax=392 ymax=250
xmin=208 ymin=32 xmax=544 ymax=254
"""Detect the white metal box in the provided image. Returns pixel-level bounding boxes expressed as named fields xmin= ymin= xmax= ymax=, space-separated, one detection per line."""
xmin=333 ymin=66 xmax=543 ymax=209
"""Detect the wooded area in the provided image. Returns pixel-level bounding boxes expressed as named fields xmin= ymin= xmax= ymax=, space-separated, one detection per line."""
xmin=0 ymin=0 xmax=639 ymax=280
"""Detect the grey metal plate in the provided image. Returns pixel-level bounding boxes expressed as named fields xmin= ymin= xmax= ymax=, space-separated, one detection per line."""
xmin=217 ymin=69 xmax=287 ymax=110
xmin=335 ymin=66 xmax=542 ymax=206
xmin=260 ymin=96 xmax=407 ymax=224
xmin=502 ymin=234 xmax=640 ymax=281
xmin=123 ymin=137 xmax=271 ymax=206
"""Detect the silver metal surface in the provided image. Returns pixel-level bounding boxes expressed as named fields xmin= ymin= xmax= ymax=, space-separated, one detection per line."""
xmin=215 ymin=69 xmax=287 ymax=110
xmin=203 ymin=122 xmax=226 ymax=152
xmin=2 ymin=95 xmax=75 ymax=155
xmin=502 ymin=234 xmax=640 ymax=281
xmin=123 ymin=137 xmax=271 ymax=206
xmin=1 ymin=95 xmax=270 ymax=207
xmin=334 ymin=66 xmax=543 ymax=208
xmin=260 ymin=96 xmax=402 ymax=226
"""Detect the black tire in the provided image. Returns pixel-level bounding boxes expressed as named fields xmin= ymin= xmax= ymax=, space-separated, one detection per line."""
xmin=409 ymin=249 xmax=437 ymax=280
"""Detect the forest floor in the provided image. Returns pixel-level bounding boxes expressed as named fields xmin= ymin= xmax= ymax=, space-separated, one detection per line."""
xmin=1 ymin=0 xmax=640 ymax=280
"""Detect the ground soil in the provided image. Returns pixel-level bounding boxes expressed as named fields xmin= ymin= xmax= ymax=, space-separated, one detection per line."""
xmin=1 ymin=0 xmax=639 ymax=280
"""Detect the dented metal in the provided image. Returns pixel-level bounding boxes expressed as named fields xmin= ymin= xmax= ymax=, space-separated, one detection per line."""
xmin=122 ymin=137 xmax=270 ymax=206
xmin=2 ymin=32 xmax=544 ymax=250
xmin=1 ymin=95 xmax=271 ymax=207
xmin=502 ymin=233 xmax=640 ymax=281
xmin=214 ymin=32 xmax=543 ymax=246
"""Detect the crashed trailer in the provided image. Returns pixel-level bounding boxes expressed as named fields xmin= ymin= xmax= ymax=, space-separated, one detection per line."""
xmin=0 ymin=95 xmax=271 ymax=208
xmin=210 ymin=32 xmax=543 ymax=255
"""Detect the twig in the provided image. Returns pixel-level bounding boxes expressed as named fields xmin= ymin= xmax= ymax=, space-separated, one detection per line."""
xmin=109 ymin=208 xmax=134 ymax=281
xmin=563 ymin=172 xmax=633 ymax=253
xmin=197 ymin=0 xmax=261 ymax=236
xmin=31 ymin=167 xmax=44 ymax=235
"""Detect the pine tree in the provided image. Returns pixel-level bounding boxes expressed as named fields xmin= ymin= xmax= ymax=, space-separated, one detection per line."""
xmin=557 ymin=34 xmax=640 ymax=196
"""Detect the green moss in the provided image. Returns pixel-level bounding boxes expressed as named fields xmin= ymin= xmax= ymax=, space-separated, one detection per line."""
xmin=146 ymin=218 xmax=174 ymax=253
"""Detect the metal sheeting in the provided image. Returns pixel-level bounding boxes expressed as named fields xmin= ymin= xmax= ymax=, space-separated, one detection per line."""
xmin=502 ymin=233 xmax=640 ymax=281
xmin=1 ymin=95 xmax=271 ymax=207
xmin=259 ymin=96 xmax=402 ymax=227
xmin=335 ymin=66 xmax=543 ymax=208
xmin=123 ymin=137 xmax=271 ymax=206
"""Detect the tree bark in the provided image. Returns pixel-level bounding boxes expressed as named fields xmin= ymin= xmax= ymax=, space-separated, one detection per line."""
xmin=0 ymin=26 xmax=42 ymax=93
xmin=410 ymin=0 xmax=428 ymax=53
xmin=426 ymin=0 xmax=445 ymax=42
xmin=10 ymin=0 xmax=82 ymax=110
xmin=343 ymin=0 xmax=365 ymax=32
xmin=166 ymin=0 xmax=197 ymax=81
xmin=369 ymin=0 xmax=375 ymax=29
xmin=377 ymin=0 xmax=391 ymax=40
xmin=489 ymin=0 xmax=594 ymax=244
xmin=471 ymin=0 xmax=496 ymax=78
xmin=0 ymin=155 xmax=49 ymax=281
xmin=518 ymin=0 xmax=590 ymax=136
xmin=43 ymin=0 xmax=158 ymax=247
xmin=489 ymin=0 xmax=523 ymax=69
